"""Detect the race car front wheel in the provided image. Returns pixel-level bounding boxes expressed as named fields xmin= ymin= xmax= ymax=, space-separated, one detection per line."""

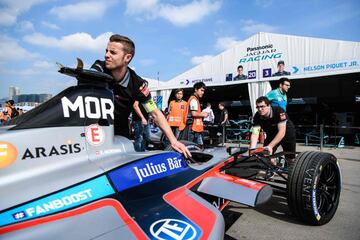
xmin=287 ymin=151 xmax=341 ymax=225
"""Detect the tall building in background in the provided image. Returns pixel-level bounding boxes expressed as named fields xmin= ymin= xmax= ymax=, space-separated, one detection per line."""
xmin=9 ymin=86 xmax=20 ymax=100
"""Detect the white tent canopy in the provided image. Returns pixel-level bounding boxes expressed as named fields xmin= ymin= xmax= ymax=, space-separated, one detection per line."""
xmin=150 ymin=32 xmax=360 ymax=112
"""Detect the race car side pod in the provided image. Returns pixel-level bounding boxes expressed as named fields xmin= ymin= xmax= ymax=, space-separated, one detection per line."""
xmin=197 ymin=171 xmax=272 ymax=207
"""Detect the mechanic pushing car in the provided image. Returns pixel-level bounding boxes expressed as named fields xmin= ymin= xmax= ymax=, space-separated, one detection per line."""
xmin=91 ymin=34 xmax=190 ymax=158
xmin=250 ymin=96 xmax=296 ymax=163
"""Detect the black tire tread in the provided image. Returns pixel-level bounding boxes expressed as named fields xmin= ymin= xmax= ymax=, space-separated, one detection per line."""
xmin=287 ymin=151 xmax=340 ymax=225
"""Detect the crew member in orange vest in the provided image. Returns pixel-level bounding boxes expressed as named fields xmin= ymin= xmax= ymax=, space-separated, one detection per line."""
xmin=167 ymin=88 xmax=187 ymax=139
xmin=179 ymin=82 xmax=208 ymax=146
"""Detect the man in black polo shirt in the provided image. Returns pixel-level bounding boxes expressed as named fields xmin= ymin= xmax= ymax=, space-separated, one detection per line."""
xmin=91 ymin=34 xmax=190 ymax=158
xmin=249 ymin=96 xmax=296 ymax=163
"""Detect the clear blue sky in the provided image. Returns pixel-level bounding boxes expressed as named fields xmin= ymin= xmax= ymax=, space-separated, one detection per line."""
xmin=1 ymin=0 xmax=360 ymax=99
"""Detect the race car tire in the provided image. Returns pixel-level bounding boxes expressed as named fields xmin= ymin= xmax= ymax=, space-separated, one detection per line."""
xmin=287 ymin=151 xmax=341 ymax=225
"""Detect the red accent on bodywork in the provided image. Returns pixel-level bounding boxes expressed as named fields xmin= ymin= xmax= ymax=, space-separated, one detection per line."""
xmin=0 ymin=199 xmax=148 ymax=239
xmin=211 ymin=171 xmax=266 ymax=191
xmin=249 ymin=147 xmax=265 ymax=155
xmin=161 ymin=158 xmax=232 ymax=239
xmin=163 ymin=154 xmax=267 ymax=238
xmin=164 ymin=187 xmax=217 ymax=240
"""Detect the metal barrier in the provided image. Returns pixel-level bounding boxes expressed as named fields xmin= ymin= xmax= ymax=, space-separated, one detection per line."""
xmin=295 ymin=124 xmax=360 ymax=151
xmin=204 ymin=124 xmax=360 ymax=150
xmin=203 ymin=124 xmax=228 ymax=146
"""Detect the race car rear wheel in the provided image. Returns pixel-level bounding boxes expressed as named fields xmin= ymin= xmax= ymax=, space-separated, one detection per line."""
xmin=287 ymin=151 xmax=341 ymax=225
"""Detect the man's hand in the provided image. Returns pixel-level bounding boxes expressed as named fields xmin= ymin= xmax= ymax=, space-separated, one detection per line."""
xmin=141 ymin=118 xmax=148 ymax=125
xmin=202 ymin=112 xmax=209 ymax=118
xmin=264 ymin=145 xmax=273 ymax=155
xmin=171 ymin=140 xmax=192 ymax=159
xmin=150 ymin=108 xmax=191 ymax=159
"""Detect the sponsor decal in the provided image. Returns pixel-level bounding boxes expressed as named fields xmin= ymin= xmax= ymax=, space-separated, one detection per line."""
xmin=240 ymin=53 xmax=282 ymax=63
xmin=262 ymin=68 xmax=272 ymax=78
xmin=0 ymin=176 xmax=115 ymax=226
xmin=95 ymin=148 xmax=122 ymax=156
xmin=140 ymin=82 xmax=150 ymax=97
xmin=85 ymin=124 xmax=105 ymax=146
xmin=240 ymin=44 xmax=282 ymax=63
xmin=108 ymin=152 xmax=187 ymax=191
xmin=225 ymin=73 xmax=233 ymax=81
xmin=0 ymin=142 xmax=18 ymax=168
xmin=61 ymin=96 xmax=114 ymax=120
xmin=303 ymin=60 xmax=358 ymax=73
xmin=143 ymin=99 xmax=157 ymax=113
xmin=180 ymin=78 xmax=212 ymax=85
xmin=247 ymin=70 xmax=257 ymax=79
xmin=313 ymin=167 xmax=321 ymax=220
xmin=22 ymin=143 xmax=82 ymax=160
xmin=246 ymin=44 xmax=273 ymax=52
xmin=150 ymin=219 xmax=198 ymax=240
xmin=292 ymin=66 xmax=299 ymax=74
xmin=302 ymin=168 xmax=315 ymax=210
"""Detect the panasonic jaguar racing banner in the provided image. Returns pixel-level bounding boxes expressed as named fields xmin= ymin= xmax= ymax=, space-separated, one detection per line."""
xmin=163 ymin=32 xmax=360 ymax=88
xmin=0 ymin=176 xmax=115 ymax=226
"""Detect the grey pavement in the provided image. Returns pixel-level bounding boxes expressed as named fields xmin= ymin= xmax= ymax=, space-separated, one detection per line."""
xmin=224 ymin=144 xmax=360 ymax=240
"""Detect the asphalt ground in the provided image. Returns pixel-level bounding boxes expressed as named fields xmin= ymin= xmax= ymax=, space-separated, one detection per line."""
xmin=223 ymin=144 xmax=360 ymax=240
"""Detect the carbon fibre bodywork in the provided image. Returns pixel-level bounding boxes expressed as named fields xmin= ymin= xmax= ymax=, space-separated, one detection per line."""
xmin=0 ymin=66 xmax=272 ymax=240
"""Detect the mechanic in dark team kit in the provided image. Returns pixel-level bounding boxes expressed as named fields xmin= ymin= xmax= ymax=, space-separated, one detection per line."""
xmin=91 ymin=34 xmax=190 ymax=158
xmin=249 ymin=96 xmax=296 ymax=163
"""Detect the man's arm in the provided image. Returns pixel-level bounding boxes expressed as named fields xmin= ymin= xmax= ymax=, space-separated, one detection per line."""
xmin=191 ymin=111 xmax=208 ymax=118
xmin=133 ymin=101 xmax=147 ymax=125
xmin=150 ymin=108 xmax=191 ymax=158
xmin=265 ymin=123 xmax=286 ymax=155
xmin=221 ymin=112 xmax=228 ymax=125
xmin=136 ymin=81 xmax=190 ymax=158
xmin=189 ymin=99 xmax=207 ymax=118
xmin=250 ymin=126 xmax=261 ymax=149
